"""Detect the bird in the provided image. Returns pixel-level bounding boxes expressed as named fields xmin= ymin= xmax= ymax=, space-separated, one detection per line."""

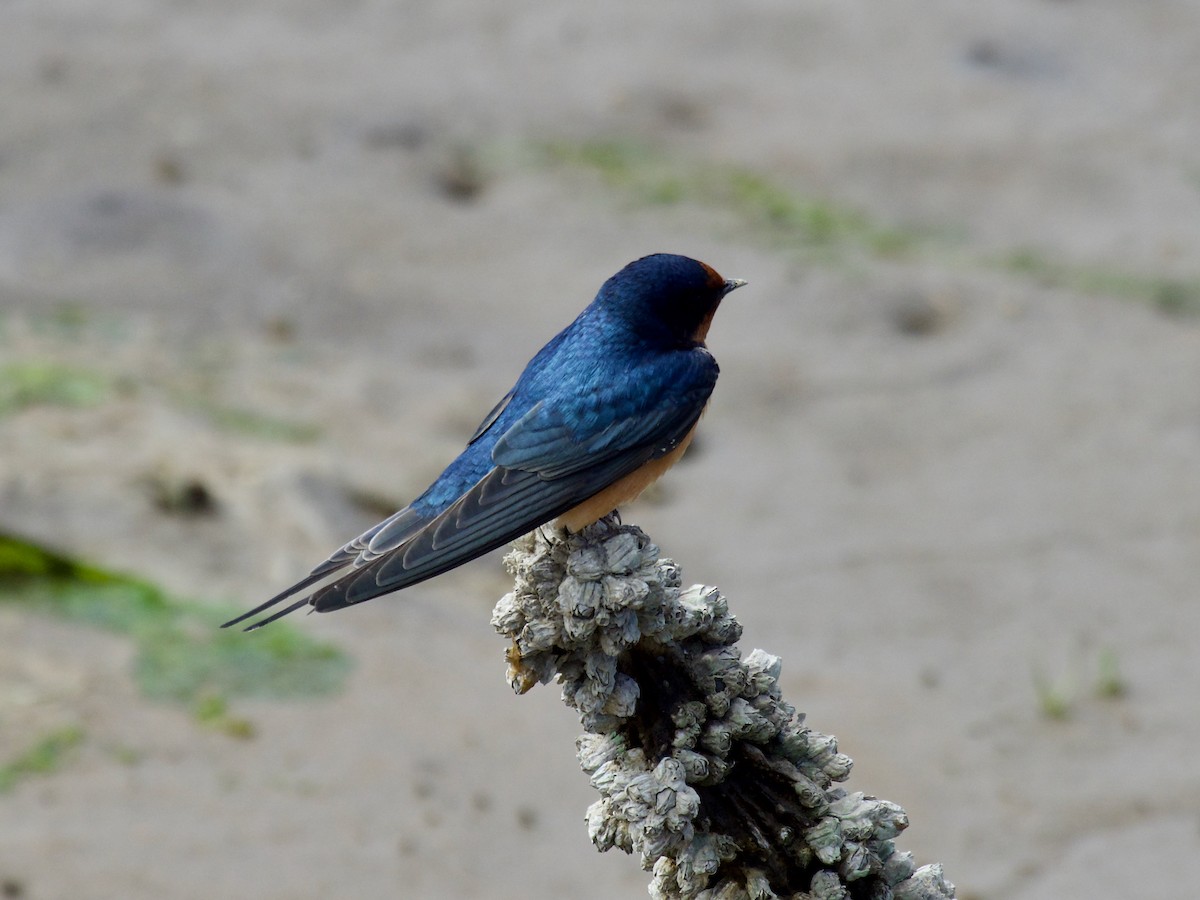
xmin=223 ymin=253 xmax=746 ymax=631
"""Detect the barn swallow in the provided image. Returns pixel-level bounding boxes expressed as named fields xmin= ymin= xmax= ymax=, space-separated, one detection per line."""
xmin=223 ymin=253 xmax=745 ymax=631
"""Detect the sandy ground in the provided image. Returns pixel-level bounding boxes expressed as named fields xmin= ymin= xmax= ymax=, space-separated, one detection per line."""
xmin=2 ymin=1 xmax=1200 ymax=898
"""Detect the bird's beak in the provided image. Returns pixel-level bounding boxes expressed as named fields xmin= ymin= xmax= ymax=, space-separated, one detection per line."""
xmin=723 ymin=278 xmax=748 ymax=295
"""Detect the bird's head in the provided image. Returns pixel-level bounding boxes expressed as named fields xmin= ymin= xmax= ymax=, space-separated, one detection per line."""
xmin=597 ymin=253 xmax=747 ymax=346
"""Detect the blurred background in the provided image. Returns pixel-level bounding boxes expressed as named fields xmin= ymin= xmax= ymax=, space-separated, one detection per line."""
xmin=2 ymin=2 xmax=1199 ymax=897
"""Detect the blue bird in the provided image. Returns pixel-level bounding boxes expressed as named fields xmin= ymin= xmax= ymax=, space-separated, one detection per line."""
xmin=223 ymin=253 xmax=746 ymax=631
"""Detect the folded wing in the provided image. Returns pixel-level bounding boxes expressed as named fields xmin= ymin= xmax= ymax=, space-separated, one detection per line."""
xmin=223 ymin=350 xmax=717 ymax=630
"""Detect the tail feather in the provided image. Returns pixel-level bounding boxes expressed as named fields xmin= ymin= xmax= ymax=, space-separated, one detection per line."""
xmin=222 ymin=509 xmax=431 ymax=631
xmin=242 ymin=595 xmax=313 ymax=632
xmin=220 ymin=568 xmax=336 ymax=630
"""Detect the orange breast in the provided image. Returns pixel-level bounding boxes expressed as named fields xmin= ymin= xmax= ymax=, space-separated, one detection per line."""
xmin=555 ymin=424 xmax=700 ymax=531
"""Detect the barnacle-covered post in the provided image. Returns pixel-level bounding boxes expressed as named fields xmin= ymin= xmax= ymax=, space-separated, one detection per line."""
xmin=492 ymin=514 xmax=955 ymax=900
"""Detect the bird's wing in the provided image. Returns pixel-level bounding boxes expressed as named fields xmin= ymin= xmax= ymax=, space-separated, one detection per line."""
xmin=218 ymin=505 xmax=428 ymax=631
xmin=224 ymin=351 xmax=716 ymax=630
xmin=220 ymin=390 xmax=517 ymax=631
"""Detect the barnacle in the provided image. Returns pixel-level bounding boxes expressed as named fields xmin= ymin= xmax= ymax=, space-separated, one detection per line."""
xmin=492 ymin=515 xmax=954 ymax=899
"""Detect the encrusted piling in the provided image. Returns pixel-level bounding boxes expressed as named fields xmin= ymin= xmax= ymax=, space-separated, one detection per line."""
xmin=492 ymin=515 xmax=954 ymax=900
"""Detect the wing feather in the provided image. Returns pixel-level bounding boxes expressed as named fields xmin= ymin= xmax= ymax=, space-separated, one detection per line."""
xmin=227 ymin=348 xmax=717 ymax=630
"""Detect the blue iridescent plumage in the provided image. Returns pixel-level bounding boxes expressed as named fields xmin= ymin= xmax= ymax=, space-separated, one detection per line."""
xmin=223 ymin=253 xmax=745 ymax=630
